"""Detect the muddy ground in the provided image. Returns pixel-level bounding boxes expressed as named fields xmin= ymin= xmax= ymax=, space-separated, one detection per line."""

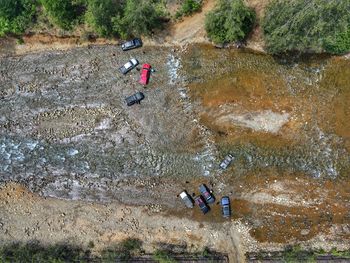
xmin=0 ymin=44 xmax=350 ymax=262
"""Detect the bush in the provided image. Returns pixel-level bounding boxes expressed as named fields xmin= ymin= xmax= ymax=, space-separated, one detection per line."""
xmin=0 ymin=242 xmax=89 ymax=262
xmin=175 ymin=0 xmax=202 ymax=19
xmin=40 ymin=0 xmax=84 ymax=30
xmin=262 ymin=0 xmax=350 ymax=54
xmin=101 ymin=238 xmax=143 ymax=262
xmin=112 ymin=0 xmax=165 ymax=39
xmin=85 ymin=0 xmax=122 ymax=37
xmin=152 ymin=249 xmax=177 ymax=263
xmin=324 ymin=30 xmax=350 ymax=55
xmin=205 ymin=0 xmax=255 ymax=45
xmin=0 ymin=0 xmax=37 ymax=36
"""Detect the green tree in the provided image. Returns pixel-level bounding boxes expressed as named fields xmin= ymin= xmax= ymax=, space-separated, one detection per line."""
xmin=40 ymin=0 xmax=84 ymax=30
xmin=0 ymin=0 xmax=36 ymax=36
xmin=262 ymin=0 xmax=350 ymax=54
xmin=205 ymin=0 xmax=255 ymax=45
xmin=85 ymin=0 xmax=122 ymax=37
xmin=175 ymin=0 xmax=202 ymax=19
xmin=112 ymin=0 xmax=165 ymax=39
xmin=324 ymin=30 xmax=350 ymax=55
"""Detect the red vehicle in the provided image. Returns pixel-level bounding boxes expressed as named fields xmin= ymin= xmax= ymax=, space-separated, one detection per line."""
xmin=139 ymin=63 xmax=151 ymax=85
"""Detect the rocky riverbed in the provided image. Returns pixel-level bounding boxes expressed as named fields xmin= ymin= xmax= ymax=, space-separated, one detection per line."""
xmin=0 ymin=44 xmax=349 ymax=261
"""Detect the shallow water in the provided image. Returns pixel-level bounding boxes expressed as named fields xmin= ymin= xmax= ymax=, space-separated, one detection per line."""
xmin=0 ymin=44 xmax=349 ymax=203
xmin=184 ymin=45 xmax=350 ymax=179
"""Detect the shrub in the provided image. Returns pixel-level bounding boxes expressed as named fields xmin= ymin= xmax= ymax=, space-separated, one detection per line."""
xmin=205 ymin=0 xmax=255 ymax=45
xmin=152 ymin=249 xmax=177 ymax=263
xmin=85 ymin=0 xmax=122 ymax=37
xmin=112 ymin=0 xmax=165 ymax=39
xmin=101 ymin=238 xmax=143 ymax=262
xmin=175 ymin=0 xmax=202 ymax=19
xmin=262 ymin=0 xmax=350 ymax=54
xmin=0 ymin=242 xmax=89 ymax=262
xmin=324 ymin=30 xmax=350 ymax=55
xmin=0 ymin=0 xmax=37 ymax=36
xmin=40 ymin=0 xmax=84 ymax=30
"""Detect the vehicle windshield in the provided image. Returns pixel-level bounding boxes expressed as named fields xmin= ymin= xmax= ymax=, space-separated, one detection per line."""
xmin=125 ymin=41 xmax=133 ymax=47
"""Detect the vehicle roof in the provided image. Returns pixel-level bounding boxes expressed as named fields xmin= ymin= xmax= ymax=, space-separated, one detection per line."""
xmin=195 ymin=195 xmax=203 ymax=201
xmin=221 ymin=196 xmax=230 ymax=204
xmin=124 ymin=41 xmax=134 ymax=47
xmin=124 ymin=62 xmax=132 ymax=68
xmin=199 ymin=184 xmax=208 ymax=192
xmin=180 ymin=192 xmax=188 ymax=198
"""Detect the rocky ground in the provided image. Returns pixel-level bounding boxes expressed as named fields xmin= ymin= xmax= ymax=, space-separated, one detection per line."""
xmin=0 ymin=43 xmax=349 ymax=262
xmin=0 ymin=1 xmax=350 ymax=261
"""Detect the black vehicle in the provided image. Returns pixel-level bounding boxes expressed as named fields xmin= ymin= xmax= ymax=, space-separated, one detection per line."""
xmin=221 ymin=196 xmax=231 ymax=218
xmin=219 ymin=154 xmax=234 ymax=169
xmin=121 ymin=38 xmax=143 ymax=51
xmin=119 ymin=58 xmax=139 ymax=74
xmin=195 ymin=195 xmax=210 ymax=214
xmin=180 ymin=191 xmax=194 ymax=208
xmin=125 ymin=92 xmax=145 ymax=106
xmin=199 ymin=184 xmax=215 ymax=204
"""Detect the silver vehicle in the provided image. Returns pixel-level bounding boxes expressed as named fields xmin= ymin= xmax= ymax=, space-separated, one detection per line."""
xmin=219 ymin=154 xmax=234 ymax=169
xmin=180 ymin=191 xmax=194 ymax=208
xmin=119 ymin=58 xmax=139 ymax=74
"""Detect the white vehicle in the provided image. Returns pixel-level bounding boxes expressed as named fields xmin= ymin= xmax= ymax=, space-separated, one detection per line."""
xmin=119 ymin=58 xmax=139 ymax=74
xmin=220 ymin=154 xmax=234 ymax=169
xmin=180 ymin=191 xmax=194 ymax=208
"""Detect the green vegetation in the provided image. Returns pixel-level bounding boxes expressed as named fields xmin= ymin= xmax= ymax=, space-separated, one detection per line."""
xmin=175 ymin=0 xmax=202 ymax=19
xmin=250 ymin=246 xmax=350 ymax=262
xmin=101 ymin=238 xmax=143 ymax=261
xmin=205 ymin=0 xmax=255 ymax=45
xmin=152 ymin=249 xmax=177 ymax=263
xmin=85 ymin=0 xmax=122 ymax=37
xmin=204 ymin=0 xmax=256 ymax=45
xmin=40 ymin=0 xmax=84 ymax=30
xmin=0 ymin=242 xmax=89 ymax=262
xmin=0 ymin=0 xmax=36 ymax=36
xmin=0 ymin=0 xmax=166 ymax=38
xmin=0 ymin=241 xmax=227 ymax=262
xmin=262 ymin=0 xmax=350 ymax=54
xmin=330 ymin=247 xmax=350 ymax=258
xmin=112 ymin=0 xmax=165 ymax=39
xmin=282 ymin=245 xmax=315 ymax=262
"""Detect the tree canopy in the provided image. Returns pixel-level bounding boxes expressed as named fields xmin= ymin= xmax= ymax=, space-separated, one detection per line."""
xmin=0 ymin=0 xmax=36 ymax=36
xmin=205 ymin=0 xmax=255 ymax=44
xmin=262 ymin=0 xmax=350 ymax=54
xmin=85 ymin=0 xmax=122 ymax=37
xmin=40 ymin=0 xmax=84 ymax=30
xmin=112 ymin=0 xmax=164 ymax=39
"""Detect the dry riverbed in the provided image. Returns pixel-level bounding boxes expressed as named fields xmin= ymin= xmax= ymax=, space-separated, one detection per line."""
xmin=0 ymin=44 xmax=349 ymax=262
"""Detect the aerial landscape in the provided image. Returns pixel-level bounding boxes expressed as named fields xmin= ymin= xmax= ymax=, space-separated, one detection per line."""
xmin=0 ymin=0 xmax=349 ymax=262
